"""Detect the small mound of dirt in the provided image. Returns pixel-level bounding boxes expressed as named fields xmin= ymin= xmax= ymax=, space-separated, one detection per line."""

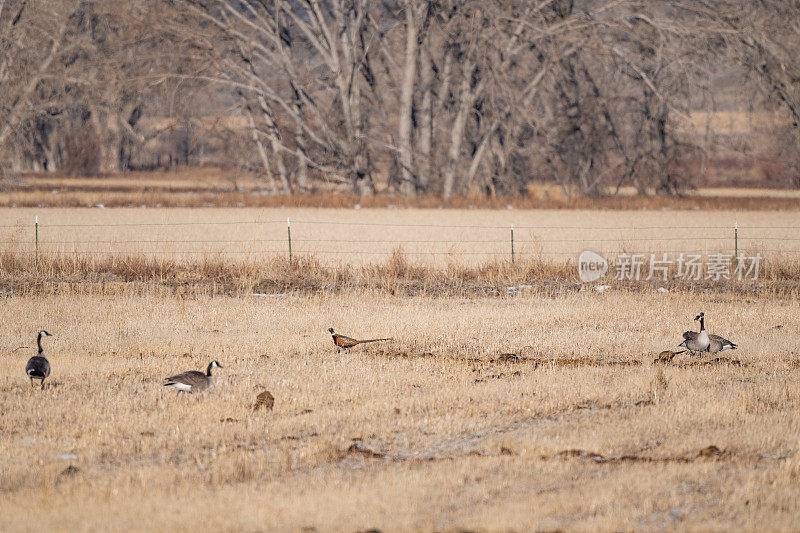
xmin=700 ymin=357 xmax=742 ymax=366
xmin=549 ymin=446 xmax=733 ymax=465
xmin=385 ymin=351 xmax=436 ymax=359
xmin=542 ymin=357 xmax=641 ymax=368
xmin=555 ymin=449 xmax=607 ymax=462
xmin=698 ymin=445 xmax=727 ymax=459
xmin=58 ymin=465 xmax=80 ymax=479
xmin=473 ymin=370 xmax=523 ymax=383
xmin=675 ymin=357 xmax=744 ymax=368
xmin=346 ymin=442 xmax=384 ymax=459
xmin=253 ymin=390 xmax=275 ymax=411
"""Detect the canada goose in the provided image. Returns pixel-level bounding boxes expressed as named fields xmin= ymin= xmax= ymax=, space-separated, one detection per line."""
xmin=328 ymin=328 xmax=392 ymax=353
xmin=163 ymin=361 xmax=222 ymax=393
xmin=25 ymin=330 xmax=53 ymax=389
xmin=679 ymin=312 xmax=710 ymax=356
xmin=707 ymin=333 xmax=737 ymax=355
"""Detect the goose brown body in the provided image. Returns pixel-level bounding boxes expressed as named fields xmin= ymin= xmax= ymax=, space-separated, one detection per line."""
xmin=707 ymin=334 xmax=737 ymax=354
xmin=679 ymin=313 xmax=736 ymax=357
xmin=25 ymin=331 xmax=52 ymax=389
xmin=164 ymin=361 xmax=222 ymax=393
xmin=680 ymin=313 xmax=710 ymax=355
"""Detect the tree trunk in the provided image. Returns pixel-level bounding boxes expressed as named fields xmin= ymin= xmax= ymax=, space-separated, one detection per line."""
xmin=398 ymin=1 xmax=419 ymax=195
xmin=351 ymin=77 xmax=375 ymax=195
xmin=442 ymin=61 xmax=475 ymax=198
xmin=416 ymin=48 xmax=433 ymax=192
xmin=245 ymin=104 xmax=278 ymax=194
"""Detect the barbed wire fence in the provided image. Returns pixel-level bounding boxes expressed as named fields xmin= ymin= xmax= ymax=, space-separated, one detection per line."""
xmin=1 ymin=217 xmax=799 ymax=267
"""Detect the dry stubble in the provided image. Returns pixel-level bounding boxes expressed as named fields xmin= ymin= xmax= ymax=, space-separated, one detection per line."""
xmin=1 ymin=290 xmax=799 ymax=531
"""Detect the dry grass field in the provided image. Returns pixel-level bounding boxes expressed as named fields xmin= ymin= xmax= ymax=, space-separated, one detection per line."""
xmin=3 ymin=170 xmax=800 ymax=210
xmin=1 ymin=290 xmax=799 ymax=531
xmin=2 ymin=207 xmax=800 ymax=267
xmin=1 ymin=207 xmax=800 ymax=531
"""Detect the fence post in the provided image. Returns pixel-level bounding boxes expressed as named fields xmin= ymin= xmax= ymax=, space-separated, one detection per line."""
xmin=734 ymin=221 xmax=738 ymax=269
xmin=35 ymin=215 xmax=39 ymax=262
xmin=287 ymin=217 xmax=292 ymax=264
xmin=510 ymin=224 xmax=515 ymax=263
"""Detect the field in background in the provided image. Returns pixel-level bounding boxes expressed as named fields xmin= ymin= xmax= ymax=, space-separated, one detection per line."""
xmin=3 ymin=170 xmax=800 ymax=209
xmin=2 ymin=208 xmax=800 ymax=267
xmin=1 ymin=291 xmax=799 ymax=530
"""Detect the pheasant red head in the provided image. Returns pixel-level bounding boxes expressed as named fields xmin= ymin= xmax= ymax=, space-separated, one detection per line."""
xmin=328 ymin=328 xmax=335 ymax=334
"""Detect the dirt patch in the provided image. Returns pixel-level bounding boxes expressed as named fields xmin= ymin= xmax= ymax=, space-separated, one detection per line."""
xmin=546 ymin=445 xmax=790 ymax=465
xmin=381 ymin=351 xmax=437 ymax=360
xmin=473 ymin=370 xmax=523 ymax=384
xmin=471 ymin=355 xmax=643 ymax=368
xmin=575 ymin=397 xmax=653 ymax=410
xmin=673 ymin=357 xmax=744 ymax=367
xmin=340 ymin=396 xmax=655 ymax=464
xmin=57 ymin=465 xmax=81 ymax=481
xmin=345 ymin=442 xmax=385 ymax=459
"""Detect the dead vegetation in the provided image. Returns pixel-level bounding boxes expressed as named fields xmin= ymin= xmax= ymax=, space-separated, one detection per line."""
xmin=1 ymin=248 xmax=798 ymax=298
xmin=1 ymin=289 xmax=799 ymax=530
xmin=1 ymin=207 xmax=799 ymax=530
xmin=5 ymin=172 xmax=800 ymax=209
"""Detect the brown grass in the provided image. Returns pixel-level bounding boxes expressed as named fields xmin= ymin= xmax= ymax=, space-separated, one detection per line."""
xmin=2 ymin=249 xmax=799 ymax=299
xmin=1 ymin=290 xmax=799 ymax=530
xmin=4 ymin=169 xmax=800 ymax=209
xmin=1 ymin=206 xmax=799 ymax=297
xmin=1 ymin=207 xmax=799 ymax=529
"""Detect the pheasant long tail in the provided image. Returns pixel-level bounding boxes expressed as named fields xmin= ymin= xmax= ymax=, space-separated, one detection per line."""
xmin=353 ymin=338 xmax=393 ymax=345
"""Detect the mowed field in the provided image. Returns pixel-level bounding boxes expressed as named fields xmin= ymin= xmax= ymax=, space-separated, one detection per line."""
xmin=1 ymin=207 xmax=800 ymax=531
xmin=2 ymin=207 xmax=800 ymax=266
xmin=1 ymin=291 xmax=799 ymax=531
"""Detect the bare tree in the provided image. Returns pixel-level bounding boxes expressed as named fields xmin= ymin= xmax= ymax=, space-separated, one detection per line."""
xmin=172 ymin=0 xmax=380 ymax=194
xmin=710 ymin=0 xmax=800 ymax=187
xmin=0 ymin=0 xmax=193 ymax=175
xmin=3 ymin=0 xmax=798 ymax=197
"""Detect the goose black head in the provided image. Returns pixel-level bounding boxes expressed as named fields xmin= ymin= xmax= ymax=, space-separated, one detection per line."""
xmin=36 ymin=330 xmax=52 ymax=354
xmin=694 ymin=312 xmax=704 ymax=321
xmin=210 ymin=360 xmax=222 ymax=369
xmin=328 ymin=328 xmax=335 ymax=334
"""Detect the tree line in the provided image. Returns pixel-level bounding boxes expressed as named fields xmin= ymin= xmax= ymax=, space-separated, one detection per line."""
xmin=1 ymin=0 xmax=799 ymax=197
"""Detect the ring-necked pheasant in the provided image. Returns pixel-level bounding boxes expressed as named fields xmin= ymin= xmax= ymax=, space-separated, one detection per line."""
xmin=328 ymin=328 xmax=392 ymax=353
